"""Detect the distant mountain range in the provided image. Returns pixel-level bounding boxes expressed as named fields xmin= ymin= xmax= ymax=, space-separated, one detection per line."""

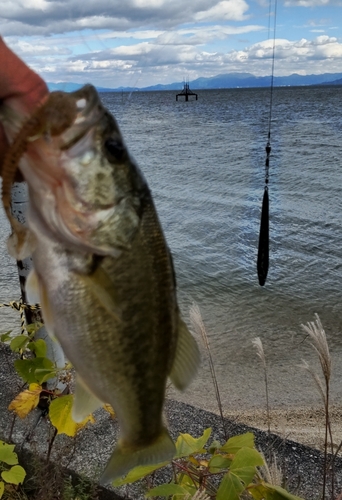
xmin=324 ymin=77 xmax=342 ymax=86
xmin=47 ymin=82 xmax=116 ymax=93
xmin=47 ymin=72 xmax=342 ymax=93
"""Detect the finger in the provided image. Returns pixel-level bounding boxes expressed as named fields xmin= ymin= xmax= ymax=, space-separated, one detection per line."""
xmin=0 ymin=38 xmax=48 ymax=114
xmin=0 ymin=38 xmax=47 ymax=179
xmin=0 ymin=125 xmax=24 ymax=181
xmin=0 ymin=125 xmax=8 ymax=167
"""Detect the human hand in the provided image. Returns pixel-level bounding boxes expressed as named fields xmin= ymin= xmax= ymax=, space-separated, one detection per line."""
xmin=0 ymin=38 xmax=48 ymax=176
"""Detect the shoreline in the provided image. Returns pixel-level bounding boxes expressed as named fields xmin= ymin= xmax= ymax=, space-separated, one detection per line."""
xmin=167 ymin=392 xmax=342 ymax=454
xmin=223 ymin=404 xmax=342 ymax=454
xmin=165 ymin=399 xmax=342 ymax=499
xmin=2 ymin=341 xmax=342 ymax=499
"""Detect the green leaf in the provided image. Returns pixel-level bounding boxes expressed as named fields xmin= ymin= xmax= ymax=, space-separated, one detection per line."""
xmin=230 ymin=447 xmax=264 ymax=470
xmin=216 ymin=471 xmax=245 ymax=500
xmin=0 ymin=331 xmax=12 ymax=342
xmin=1 ymin=465 xmax=26 ymax=485
xmin=49 ymin=395 xmax=95 ymax=437
xmin=270 ymin=485 xmax=305 ymax=500
xmin=34 ymin=368 xmax=58 ymax=384
xmin=14 ymin=357 xmax=55 ymax=384
xmin=220 ymin=432 xmax=255 ymax=454
xmin=146 ymin=483 xmax=189 ymax=497
xmin=208 ymin=455 xmax=231 ymax=472
xmin=232 ymin=466 xmax=256 ymax=487
xmin=0 ymin=481 xmax=4 ymax=499
xmin=175 ymin=428 xmax=211 ymax=458
xmin=27 ymin=339 xmax=47 ymax=357
xmin=249 ymin=482 xmax=305 ymax=500
xmin=26 ymin=323 xmax=43 ymax=336
xmin=0 ymin=441 xmax=18 ymax=465
xmin=0 ymin=441 xmax=15 ymax=452
xmin=209 ymin=439 xmax=222 ymax=454
xmin=112 ymin=462 xmax=169 ymax=486
xmin=10 ymin=335 xmax=29 ymax=352
xmin=215 ymin=448 xmax=265 ymax=500
xmin=226 ymin=448 xmax=264 ymax=488
xmin=177 ymin=473 xmax=198 ymax=494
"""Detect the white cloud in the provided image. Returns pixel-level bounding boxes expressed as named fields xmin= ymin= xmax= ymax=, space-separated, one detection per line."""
xmin=13 ymin=39 xmax=71 ymax=56
xmin=224 ymin=35 xmax=342 ymax=75
xmin=132 ymin=0 xmax=165 ymax=7
xmin=1 ymin=0 xmax=341 ymax=87
xmin=285 ymin=0 xmax=341 ymax=5
xmin=194 ymin=0 xmax=249 ymax=22
xmin=155 ymin=24 xmax=263 ymax=46
xmin=0 ymin=0 xmax=252 ymax=36
xmin=34 ymin=34 xmax=342 ymax=86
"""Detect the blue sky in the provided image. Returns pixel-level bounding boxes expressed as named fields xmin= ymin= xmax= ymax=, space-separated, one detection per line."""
xmin=1 ymin=0 xmax=341 ymax=88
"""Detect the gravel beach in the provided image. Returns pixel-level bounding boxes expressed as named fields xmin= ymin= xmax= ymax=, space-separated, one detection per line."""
xmin=1 ymin=342 xmax=342 ymax=499
xmin=164 ymin=400 xmax=342 ymax=500
xmin=223 ymin=405 xmax=342 ymax=455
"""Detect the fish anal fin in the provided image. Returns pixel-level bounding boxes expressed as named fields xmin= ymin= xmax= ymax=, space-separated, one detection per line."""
xmin=169 ymin=317 xmax=200 ymax=391
xmin=100 ymin=427 xmax=175 ymax=485
xmin=72 ymin=375 xmax=103 ymax=423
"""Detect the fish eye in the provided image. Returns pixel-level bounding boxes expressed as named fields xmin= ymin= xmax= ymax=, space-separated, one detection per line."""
xmin=104 ymin=138 xmax=125 ymax=161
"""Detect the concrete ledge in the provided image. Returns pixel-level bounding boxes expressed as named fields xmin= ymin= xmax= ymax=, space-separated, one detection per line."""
xmin=14 ymin=447 xmax=124 ymax=500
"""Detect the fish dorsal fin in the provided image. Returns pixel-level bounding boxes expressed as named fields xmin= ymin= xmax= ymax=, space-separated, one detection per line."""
xmin=77 ymin=264 xmax=122 ymax=321
xmin=72 ymin=375 xmax=103 ymax=423
xmin=169 ymin=317 xmax=200 ymax=391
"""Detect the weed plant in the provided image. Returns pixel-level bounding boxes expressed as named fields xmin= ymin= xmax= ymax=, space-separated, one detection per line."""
xmin=1 ymin=309 xmax=342 ymax=499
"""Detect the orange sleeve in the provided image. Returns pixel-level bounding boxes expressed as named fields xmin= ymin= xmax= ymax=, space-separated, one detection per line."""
xmin=0 ymin=38 xmax=48 ymax=174
xmin=0 ymin=38 xmax=48 ymax=110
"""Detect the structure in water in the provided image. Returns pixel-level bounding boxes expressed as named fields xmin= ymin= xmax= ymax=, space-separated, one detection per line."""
xmin=176 ymin=82 xmax=198 ymax=101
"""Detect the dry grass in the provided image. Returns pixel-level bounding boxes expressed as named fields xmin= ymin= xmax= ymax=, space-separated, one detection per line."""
xmin=300 ymin=314 xmax=333 ymax=500
xmin=189 ymin=303 xmax=227 ymax=440
xmin=259 ymin=451 xmax=283 ymax=488
xmin=252 ymin=337 xmax=271 ymax=435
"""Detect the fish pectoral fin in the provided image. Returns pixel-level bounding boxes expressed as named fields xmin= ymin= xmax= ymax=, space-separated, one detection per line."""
xmin=77 ymin=265 xmax=121 ymax=321
xmin=169 ymin=317 xmax=200 ymax=391
xmin=100 ymin=427 xmax=175 ymax=485
xmin=72 ymin=375 xmax=103 ymax=423
xmin=26 ymin=268 xmax=41 ymax=305
xmin=28 ymin=270 xmax=58 ymax=341
xmin=26 ymin=268 xmax=58 ymax=341
xmin=7 ymin=220 xmax=36 ymax=260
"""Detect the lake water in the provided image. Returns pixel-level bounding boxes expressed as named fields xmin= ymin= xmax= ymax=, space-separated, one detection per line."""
xmin=1 ymin=86 xmax=342 ymax=414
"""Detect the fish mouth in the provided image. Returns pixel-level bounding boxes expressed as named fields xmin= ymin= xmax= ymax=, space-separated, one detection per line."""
xmin=49 ymin=86 xmax=111 ymax=251
xmin=20 ymin=85 xmax=106 ymax=186
xmin=21 ymin=85 xmax=114 ymax=254
xmin=59 ymin=85 xmax=106 ymax=150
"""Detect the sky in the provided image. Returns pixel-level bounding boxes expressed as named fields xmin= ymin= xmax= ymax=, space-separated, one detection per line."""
xmin=1 ymin=0 xmax=342 ymax=88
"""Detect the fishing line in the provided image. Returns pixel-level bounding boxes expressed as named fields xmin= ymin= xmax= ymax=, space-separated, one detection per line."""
xmin=257 ymin=0 xmax=277 ymax=287
xmin=267 ymin=0 xmax=272 ymax=39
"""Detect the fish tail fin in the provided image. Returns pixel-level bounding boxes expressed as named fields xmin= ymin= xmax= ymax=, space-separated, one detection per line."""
xmin=100 ymin=427 xmax=175 ymax=485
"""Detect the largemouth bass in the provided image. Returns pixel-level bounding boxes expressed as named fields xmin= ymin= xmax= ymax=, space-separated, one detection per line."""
xmin=2 ymin=85 xmax=200 ymax=483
